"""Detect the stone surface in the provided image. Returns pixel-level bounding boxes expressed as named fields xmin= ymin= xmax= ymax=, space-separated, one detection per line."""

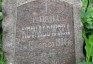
xmin=2 ymin=0 xmax=84 ymax=64
xmin=16 ymin=1 xmax=74 ymax=64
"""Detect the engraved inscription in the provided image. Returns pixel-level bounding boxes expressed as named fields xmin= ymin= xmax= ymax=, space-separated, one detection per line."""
xmin=32 ymin=15 xmax=60 ymax=23
xmin=16 ymin=0 xmax=75 ymax=64
xmin=21 ymin=23 xmax=70 ymax=38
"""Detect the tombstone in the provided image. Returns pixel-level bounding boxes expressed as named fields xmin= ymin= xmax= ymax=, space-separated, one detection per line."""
xmin=2 ymin=0 xmax=84 ymax=64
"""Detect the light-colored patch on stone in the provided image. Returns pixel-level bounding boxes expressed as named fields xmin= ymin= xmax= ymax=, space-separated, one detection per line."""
xmin=17 ymin=0 xmax=36 ymax=6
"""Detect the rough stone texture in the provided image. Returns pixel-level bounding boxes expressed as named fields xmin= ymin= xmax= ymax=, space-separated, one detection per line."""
xmin=16 ymin=1 xmax=75 ymax=64
xmin=17 ymin=0 xmax=74 ymax=6
xmin=2 ymin=0 xmax=16 ymax=64
xmin=2 ymin=0 xmax=84 ymax=64
xmin=73 ymin=0 xmax=85 ymax=63
xmin=17 ymin=0 xmax=36 ymax=6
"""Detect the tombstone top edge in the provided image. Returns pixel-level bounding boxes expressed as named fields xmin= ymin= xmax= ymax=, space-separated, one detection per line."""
xmin=17 ymin=0 xmax=81 ymax=7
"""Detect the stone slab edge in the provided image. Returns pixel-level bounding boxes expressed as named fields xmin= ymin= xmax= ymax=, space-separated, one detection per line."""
xmin=2 ymin=0 xmax=84 ymax=64
xmin=73 ymin=0 xmax=85 ymax=64
xmin=2 ymin=0 xmax=16 ymax=64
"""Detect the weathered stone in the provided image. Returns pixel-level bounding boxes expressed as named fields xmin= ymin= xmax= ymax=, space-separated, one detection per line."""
xmin=2 ymin=0 xmax=84 ymax=64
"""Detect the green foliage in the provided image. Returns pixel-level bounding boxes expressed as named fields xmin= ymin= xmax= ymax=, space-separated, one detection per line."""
xmin=81 ymin=7 xmax=93 ymax=29
xmin=82 ymin=28 xmax=93 ymax=64
xmin=0 ymin=0 xmax=7 ymax=64
xmin=79 ymin=60 xmax=93 ymax=64
xmin=81 ymin=0 xmax=93 ymax=64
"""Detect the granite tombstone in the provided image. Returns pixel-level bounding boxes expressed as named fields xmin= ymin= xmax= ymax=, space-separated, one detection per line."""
xmin=2 ymin=0 xmax=84 ymax=64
